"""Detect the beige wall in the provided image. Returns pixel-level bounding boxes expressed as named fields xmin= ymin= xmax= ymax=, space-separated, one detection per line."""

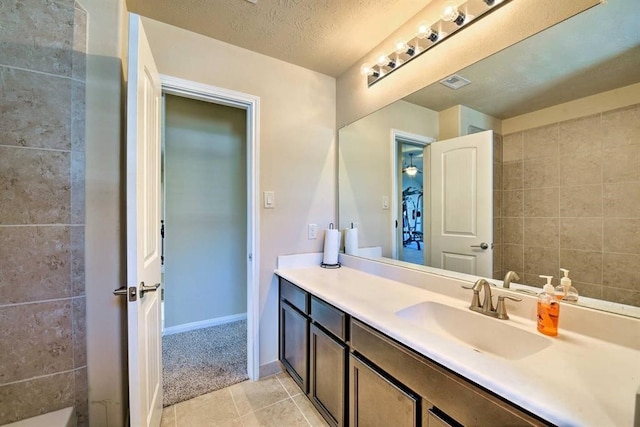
xmin=84 ymin=0 xmax=129 ymax=425
xmin=500 ymin=98 xmax=640 ymax=306
xmin=439 ymin=105 xmax=502 ymax=140
xmin=336 ymin=0 xmax=601 ymax=128
xmin=0 ymin=1 xmax=88 ymax=425
xmin=140 ymin=17 xmax=337 ymax=369
xmin=339 ymin=101 xmax=438 ymax=256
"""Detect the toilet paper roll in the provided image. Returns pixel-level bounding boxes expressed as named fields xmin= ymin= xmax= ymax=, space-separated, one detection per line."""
xmin=322 ymin=228 xmax=341 ymax=265
xmin=345 ymin=228 xmax=358 ymax=255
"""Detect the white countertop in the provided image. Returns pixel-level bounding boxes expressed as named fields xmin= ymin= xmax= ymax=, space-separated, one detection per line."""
xmin=275 ymin=262 xmax=640 ymax=427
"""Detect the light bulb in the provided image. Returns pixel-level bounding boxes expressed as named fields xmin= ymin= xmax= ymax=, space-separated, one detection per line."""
xmin=442 ymin=1 xmax=465 ymax=25
xmin=417 ymin=24 xmax=438 ymax=42
xmin=441 ymin=1 xmax=460 ymax=21
xmin=360 ymin=63 xmax=380 ymax=79
xmin=394 ymin=40 xmax=408 ymax=55
xmin=360 ymin=63 xmax=374 ymax=76
xmin=376 ymin=55 xmax=390 ymax=67
xmin=417 ymin=23 xmax=429 ymax=38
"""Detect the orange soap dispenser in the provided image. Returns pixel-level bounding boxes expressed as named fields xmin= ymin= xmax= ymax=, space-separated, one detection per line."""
xmin=537 ymin=275 xmax=560 ymax=337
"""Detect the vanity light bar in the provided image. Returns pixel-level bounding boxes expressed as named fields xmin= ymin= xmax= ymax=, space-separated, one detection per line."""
xmin=362 ymin=0 xmax=511 ymax=86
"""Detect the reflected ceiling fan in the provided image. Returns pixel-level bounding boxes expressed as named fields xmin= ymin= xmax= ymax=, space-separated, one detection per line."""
xmin=403 ymin=153 xmax=422 ymax=177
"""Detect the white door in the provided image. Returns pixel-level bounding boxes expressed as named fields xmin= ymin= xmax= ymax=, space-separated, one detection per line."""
xmin=126 ymin=13 xmax=163 ymax=427
xmin=430 ymin=131 xmax=493 ymax=277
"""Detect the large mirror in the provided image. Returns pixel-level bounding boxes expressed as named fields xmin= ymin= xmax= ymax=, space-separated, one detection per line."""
xmin=338 ymin=0 xmax=640 ymax=315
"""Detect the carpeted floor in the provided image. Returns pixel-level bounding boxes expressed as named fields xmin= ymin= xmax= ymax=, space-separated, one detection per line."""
xmin=162 ymin=319 xmax=248 ymax=407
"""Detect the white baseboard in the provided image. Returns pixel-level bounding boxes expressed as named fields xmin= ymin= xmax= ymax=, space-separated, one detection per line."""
xmin=162 ymin=312 xmax=247 ymax=336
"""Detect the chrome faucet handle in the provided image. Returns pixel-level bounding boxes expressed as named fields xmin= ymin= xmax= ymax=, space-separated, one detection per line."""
xmin=495 ymin=295 xmax=522 ymax=320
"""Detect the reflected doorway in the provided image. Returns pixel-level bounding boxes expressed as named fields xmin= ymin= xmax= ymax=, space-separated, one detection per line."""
xmin=391 ymin=130 xmax=434 ymax=265
xmin=400 ymin=146 xmax=425 ymax=265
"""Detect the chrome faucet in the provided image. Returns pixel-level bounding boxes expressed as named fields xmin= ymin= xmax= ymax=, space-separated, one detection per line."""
xmin=503 ymin=271 xmax=520 ymax=289
xmin=462 ymin=278 xmax=522 ymax=320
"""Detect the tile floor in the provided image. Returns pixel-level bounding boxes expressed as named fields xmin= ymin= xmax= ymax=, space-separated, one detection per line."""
xmin=161 ymin=370 xmax=330 ymax=427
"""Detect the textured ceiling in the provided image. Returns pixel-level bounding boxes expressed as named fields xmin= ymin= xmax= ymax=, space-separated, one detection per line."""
xmin=126 ymin=0 xmax=431 ymax=77
xmin=403 ymin=0 xmax=640 ymax=119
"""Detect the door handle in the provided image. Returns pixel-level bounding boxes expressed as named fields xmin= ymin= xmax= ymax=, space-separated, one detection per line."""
xmin=470 ymin=242 xmax=489 ymax=250
xmin=140 ymin=281 xmax=161 ymax=298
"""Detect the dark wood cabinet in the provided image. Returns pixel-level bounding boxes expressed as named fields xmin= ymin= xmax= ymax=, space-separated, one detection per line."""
xmin=309 ymin=323 xmax=347 ymax=427
xmin=280 ymin=300 xmax=309 ymax=393
xmin=279 ymin=279 xmax=309 ymax=393
xmin=349 ymin=353 xmax=419 ymax=427
xmin=279 ymin=277 xmax=349 ymax=427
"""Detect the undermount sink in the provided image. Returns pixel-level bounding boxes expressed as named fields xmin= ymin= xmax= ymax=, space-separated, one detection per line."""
xmin=395 ymin=301 xmax=552 ymax=360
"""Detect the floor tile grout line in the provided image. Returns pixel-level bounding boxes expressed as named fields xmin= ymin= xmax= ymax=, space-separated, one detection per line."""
xmin=228 ymin=387 xmax=244 ymax=426
xmin=275 ymin=374 xmax=319 ymax=426
xmin=289 ymin=394 xmax=314 ymax=427
xmin=275 ymin=373 xmax=296 ymax=399
xmin=237 ymin=395 xmax=294 ymax=419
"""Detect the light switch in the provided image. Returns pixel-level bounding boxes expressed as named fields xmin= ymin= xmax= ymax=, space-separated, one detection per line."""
xmin=308 ymin=224 xmax=318 ymax=240
xmin=264 ymin=191 xmax=275 ymax=209
xmin=382 ymin=196 xmax=389 ymax=209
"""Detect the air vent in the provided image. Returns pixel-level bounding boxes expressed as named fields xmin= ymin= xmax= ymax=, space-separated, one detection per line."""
xmin=439 ymin=74 xmax=471 ymax=90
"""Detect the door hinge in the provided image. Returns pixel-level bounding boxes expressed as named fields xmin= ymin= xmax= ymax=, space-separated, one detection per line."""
xmin=161 ymin=220 xmax=165 ymax=265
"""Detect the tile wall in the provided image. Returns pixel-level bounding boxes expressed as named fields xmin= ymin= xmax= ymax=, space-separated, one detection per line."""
xmin=0 ymin=1 xmax=88 ymax=424
xmin=499 ymin=104 xmax=640 ymax=306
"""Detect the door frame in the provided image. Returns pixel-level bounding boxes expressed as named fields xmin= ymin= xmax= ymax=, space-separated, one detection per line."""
xmin=390 ymin=129 xmax=434 ymax=261
xmin=160 ymin=75 xmax=260 ymax=381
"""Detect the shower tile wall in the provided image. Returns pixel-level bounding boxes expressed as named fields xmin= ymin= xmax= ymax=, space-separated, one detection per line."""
xmin=0 ymin=1 xmax=88 ymax=425
xmin=500 ymin=104 xmax=640 ymax=307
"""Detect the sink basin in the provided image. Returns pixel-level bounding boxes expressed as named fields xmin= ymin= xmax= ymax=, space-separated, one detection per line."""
xmin=395 ymin=301 xmax=551 ymax=360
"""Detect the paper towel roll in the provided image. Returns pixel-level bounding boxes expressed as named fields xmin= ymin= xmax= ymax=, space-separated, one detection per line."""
xmin=322 ymin=228 xmax=341 ymax=265
xmin=345 ymin=228 xmax=358 ymax=255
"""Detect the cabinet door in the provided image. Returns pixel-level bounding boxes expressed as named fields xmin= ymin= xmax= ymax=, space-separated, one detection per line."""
xmin=280 ymin=300 xmax=309 ymax=393
xmin=349 ymin=354 xmax=418 ymax=427
xmin=310 ymin=324 xmax=347 ymax=427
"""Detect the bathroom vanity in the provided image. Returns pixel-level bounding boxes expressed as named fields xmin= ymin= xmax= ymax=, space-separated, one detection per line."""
xmin=276 ymin=254 xmax=640 ymax=427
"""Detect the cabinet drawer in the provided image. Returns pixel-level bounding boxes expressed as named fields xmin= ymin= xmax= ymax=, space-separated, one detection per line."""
xmin=280 ymin=278 xmax=308 ymax=314
xmin=311 ymin=296 xmax=348 ymax=341
xmin=350 ymin=319 xmax=547 ymax=426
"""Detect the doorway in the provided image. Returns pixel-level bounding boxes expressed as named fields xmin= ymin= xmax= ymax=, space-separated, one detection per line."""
xmin=156 ymin=76 xmax=259 ymax=405
xmin=391 ymin=130 xmax=434 ymax=264
xmin=162 ymin=94 xmax=247 ymax=332
xmin=159 ymin=88 xmax=254 ymax=406
xmin=400 ymin=143 xmax=425 ymax=265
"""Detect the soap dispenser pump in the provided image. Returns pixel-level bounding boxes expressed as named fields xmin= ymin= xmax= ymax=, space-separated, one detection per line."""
xmin=537 ymin=275 xmax=559 ymax=337
xmin=555 ymin=268 xmax=579 ymax=302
